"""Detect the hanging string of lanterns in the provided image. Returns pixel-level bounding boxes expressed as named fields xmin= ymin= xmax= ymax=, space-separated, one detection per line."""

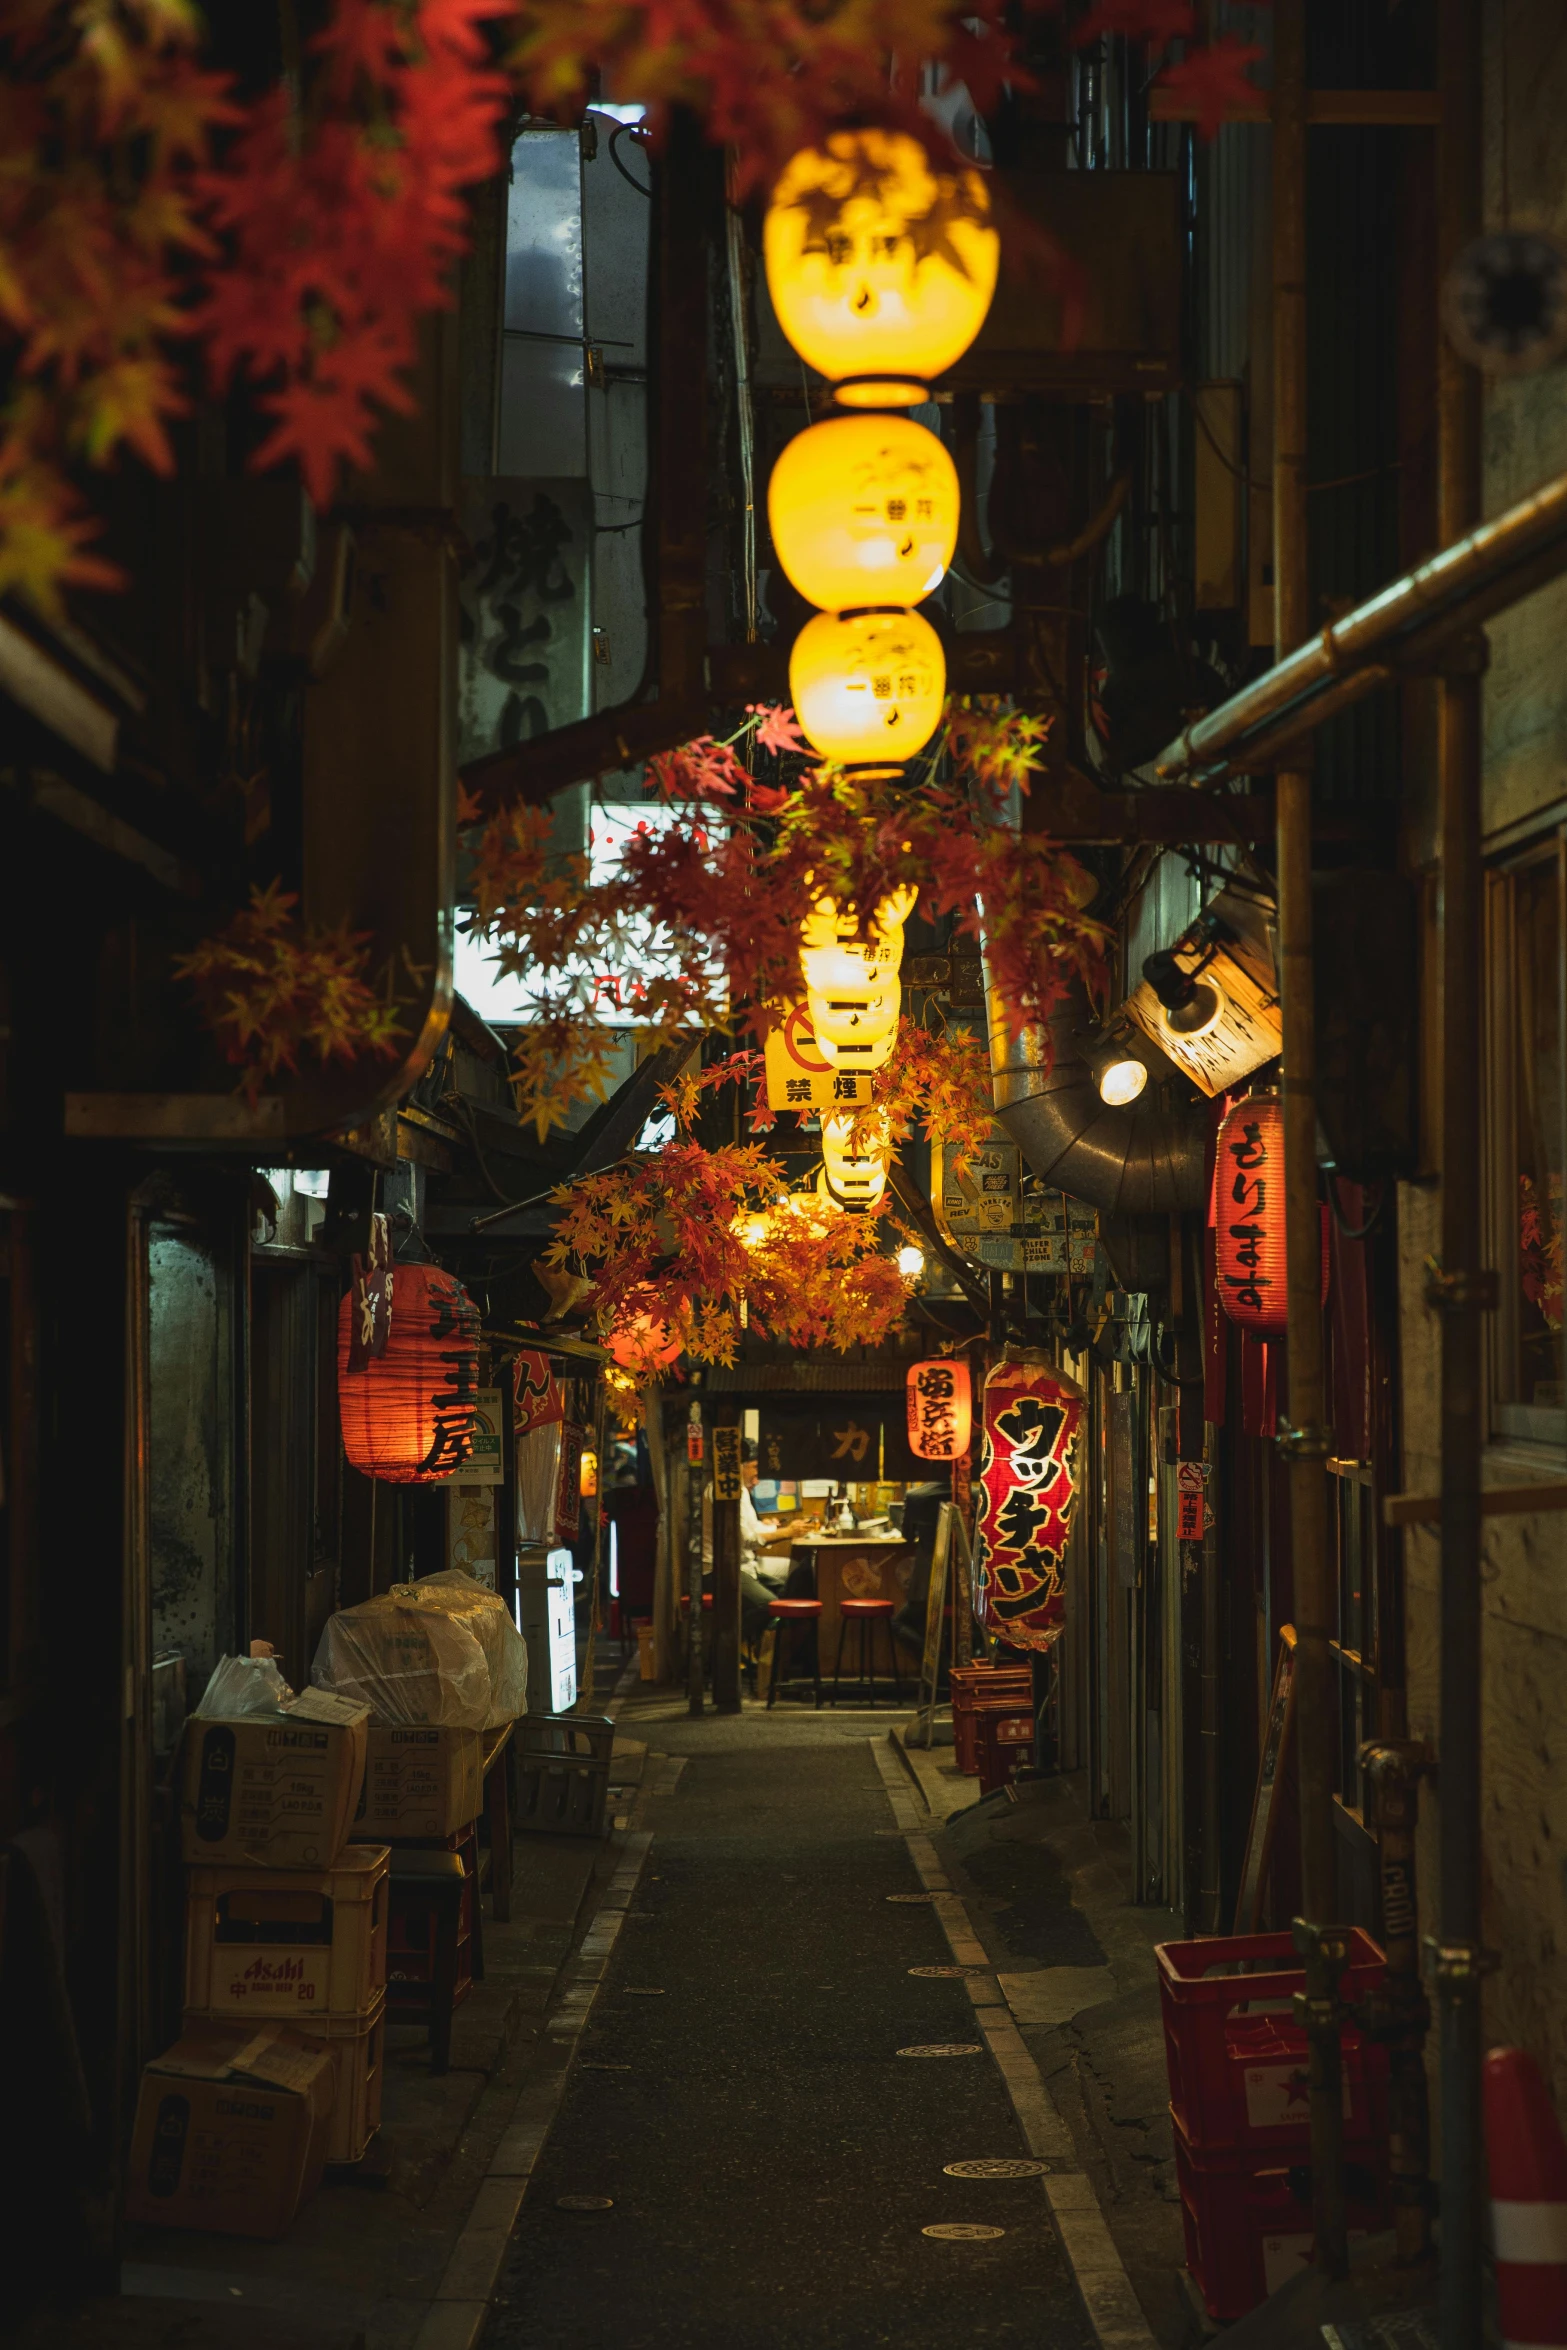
xmin=762 ymin=128 xmax=999 ymax=775
xmin=337 ymin=1262 xmax=480 ymax=1483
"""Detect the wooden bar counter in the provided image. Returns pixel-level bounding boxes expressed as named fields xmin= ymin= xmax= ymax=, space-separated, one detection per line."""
xmin=782 ymin=1532 xmax=918 ymax=1683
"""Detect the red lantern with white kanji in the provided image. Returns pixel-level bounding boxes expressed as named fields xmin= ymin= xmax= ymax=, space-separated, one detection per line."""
xmin=906 ymin=1358 xmax=973 ymax=1462
xmin=337 ymin=1263 xmax=479 ymax=1483
xmin=975 ymin=1354 xmax=1085 ymax=1653
xmin=1213 ymin=1091 xmax=1328 ymax=1334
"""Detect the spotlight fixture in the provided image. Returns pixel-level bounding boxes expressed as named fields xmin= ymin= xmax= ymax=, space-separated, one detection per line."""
xmin=896 ymin=1243 xmax=925 ymax=1279
xmin=1085 ymin=1025 xmax=1151 ymax=1107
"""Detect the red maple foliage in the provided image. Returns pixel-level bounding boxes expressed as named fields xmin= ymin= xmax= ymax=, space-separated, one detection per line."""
xmin=1156 ymin=34 xmax=1265 ymax=139
xmin=197 ymin=0 xmax=511 ymax=504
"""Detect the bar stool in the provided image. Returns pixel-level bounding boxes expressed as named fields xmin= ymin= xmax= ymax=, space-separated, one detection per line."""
xmin=832 ymin=1597 xmax=905 ymax=1707
xmin=765 ymin=1597 xmax=823 ymax=1709
xmin=387 ymin=1848 xmax=466 ymax=2074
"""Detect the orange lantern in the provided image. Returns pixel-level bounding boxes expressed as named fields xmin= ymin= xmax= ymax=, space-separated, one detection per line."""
xmin=337 ymin=1263 xmax=479 ymax=1483
xmin=608 ymin=1313 xmax=682 ymax=1374
xmin=1213 ymin=1092 xmax=1328 ymax=1334
xmin=906 ymin=1358 xmax=972 ymax=1462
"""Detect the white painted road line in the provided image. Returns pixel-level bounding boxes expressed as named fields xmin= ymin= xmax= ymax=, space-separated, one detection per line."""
xmin=869 ymin=1739 xmax=1159 ymax=2350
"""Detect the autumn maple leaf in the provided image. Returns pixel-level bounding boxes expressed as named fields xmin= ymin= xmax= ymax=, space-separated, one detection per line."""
xmin=748 ymin=701 xmax=808 ymax=757
xmin=1157 ymin=37 xmax=1265 ymax=138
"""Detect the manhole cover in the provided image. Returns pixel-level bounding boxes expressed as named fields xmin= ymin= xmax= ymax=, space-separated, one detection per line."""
xmin=898 ymin=2043 xmax=984 ymax=2058
xmin=943 ymin=2158 xmax=1049 ymax=2179
xmin=922 ymin=2222 xmax=1005 ymax=2241
xmin=886 ymin=1892 xmax=934 ymax=1904
xmin=908 ymin=1965 xmax=990 ymax=1980
xmin=622 ymin=1987 xmax=665 ymax=1995
xmin=556 ymin=2195 xmax=614 ymax=2212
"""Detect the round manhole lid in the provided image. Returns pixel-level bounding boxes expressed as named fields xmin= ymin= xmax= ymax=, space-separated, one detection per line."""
xmin=885 ymin=1892 xmax=934 ymax=1904
xmin=943 ymin=2158 xmax=1049 ymax=2179
xmin=922 ymin=2222 xmax=1006 ymax=2241
xmin=908 ymin=1964 xmax=990 ymax=1980
xmin=898 ymin=2043 xmax=984 ymax=2058
xmin=556 ymin=2195 xmax=614 ymax=2212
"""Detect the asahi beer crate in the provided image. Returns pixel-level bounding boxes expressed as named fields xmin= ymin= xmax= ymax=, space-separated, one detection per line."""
xmin=184 ymin=1843 xmax=388 ymax=2022
xmin=124 ymin=2021 xmax=334 ymax=2239
xmin=181 ymin=1691 xmax=369 ymax=1870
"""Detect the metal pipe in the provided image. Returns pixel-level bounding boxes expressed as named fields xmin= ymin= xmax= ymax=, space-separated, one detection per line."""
xmin=1362 ymin=1742 xmax=1435 ymax=2263
xmin=1152 ymin=468 xmax=1567 ymax=787
xmin=1434 ymin=0 xmax=1487 ymax=2339
xmin=1271 ymin=0 xmax=1347 ymax=2278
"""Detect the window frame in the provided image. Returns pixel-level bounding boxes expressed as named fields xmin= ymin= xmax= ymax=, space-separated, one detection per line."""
xmin=1483 ymin=825 xmax=1567 ymax=1456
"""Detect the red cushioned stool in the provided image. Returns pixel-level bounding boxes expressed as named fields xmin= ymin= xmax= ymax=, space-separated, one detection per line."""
xmin=765 ymin=1597 xmax=823 ymax=1710
xmin=831 ymin=1597 xmax=905 ymax=1709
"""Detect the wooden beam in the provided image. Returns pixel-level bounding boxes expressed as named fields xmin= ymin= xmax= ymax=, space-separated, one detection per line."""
xmin=1382 ymin=1481 xmax=1567 ymax=1527
xmin=1150 ymin=87 xmax=1442 ymax=128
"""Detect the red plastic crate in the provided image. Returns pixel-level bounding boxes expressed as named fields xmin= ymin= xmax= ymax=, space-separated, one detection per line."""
xmin=951 ymin=1666 xmax=1031 ymax=1775
xmin=1174 ymin=2113 xmax=1390 ymax=2321
xmin=1156 ymin=1928 xmax=1387 ymax=2154
xmin=977 ymin=1710 xmax=1035 ymax=1795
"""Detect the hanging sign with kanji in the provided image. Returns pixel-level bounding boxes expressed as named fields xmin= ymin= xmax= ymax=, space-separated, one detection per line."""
xmin=976 ymin=1355 xmax=1086 ymax=1653
xmin=763 ymin=1001 xmax=874 ymax=1115
xmin=554 ymin=1422 xmax=584 ymax=1540
xmin=1176 ymin=1460 xmax=1209 ymax=1542
xmin=686 ymin=1419 xmax=705 ymax=1465
xmin=711 ymin=1424 xmax=743 ymax=1501
xmin=347 ymin=1211 xmax=393 ymax=1371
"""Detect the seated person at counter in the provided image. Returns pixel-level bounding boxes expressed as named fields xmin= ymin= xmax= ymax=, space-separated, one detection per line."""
xmin=702 ymin=1441 xmax=809 ymax=1653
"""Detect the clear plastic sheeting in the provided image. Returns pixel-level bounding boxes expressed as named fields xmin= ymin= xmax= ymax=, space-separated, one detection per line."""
xmin=393 ymin=1567 xmax=529 ymax=1725
xmin=193 ymin=1653 xmax=296 ymax=1719
xmin=310 ymin=1593 xmax=491 ymax=1729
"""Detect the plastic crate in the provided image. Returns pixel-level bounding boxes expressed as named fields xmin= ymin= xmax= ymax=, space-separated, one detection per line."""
xmin=977 ymin=1707 xmax=1036 ymax=1795
xmin=1173 ymin=2112 xmax=1389 ymax=2321
xmin=301 ymin=1995 xmax=385 ymax=2168
xmin=386 ymin=1824 xmax=476 ymax=2012
xmin=1156 ymin=1927 xmax=1387 ymax=2154
xmin=516 ymin=1713 xmax=614 ymax=1837
xmin=184 ymin=1843 xmax=388 ymax=2022
xmin=951 ymin=1667 xmax=1031 ymax=1775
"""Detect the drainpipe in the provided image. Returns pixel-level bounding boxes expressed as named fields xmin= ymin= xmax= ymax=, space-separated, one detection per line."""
xmin=1271 ymin=0 xmax=1348 ymax=2280
xmin=1433 ymin=0 xmax=1489 ymax=2340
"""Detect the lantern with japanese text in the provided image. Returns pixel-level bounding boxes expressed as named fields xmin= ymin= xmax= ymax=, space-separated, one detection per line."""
xmin=337 ymin=1263 xmax=479 ymax=1483
xmin=819 ymin=1110 xmax=892 ymax=1208
xmin=768 ymin=414 xmax=959 ymax=612
xmin=906 ymin=1357 xmax=973 ymax=1463
xmin=975 ymin=1354 xmax=1085 ymax=1653
xmin=798 ymin=886 xmax=915 ymax=1071
xmin=789 ymin=607 xmax=946 ymax=773
xmin=764 ymin=130 xmax=999 ymax=407
xmin=1212 ymin=1091 xmax=1327 ymax=1334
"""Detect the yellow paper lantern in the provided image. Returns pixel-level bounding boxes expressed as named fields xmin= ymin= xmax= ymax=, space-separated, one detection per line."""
xmin=768 ymin=414 xmax=959 ymax=612
xmin=789 ymin=608 xmax=946 ymax=773
xmin=764 ymin=130 xmax=999 ymax=404
xmin=820 ymin=1111 xmax=892 ymax=1208
xmin=799 ymin=888 xmax=915 ymax=1069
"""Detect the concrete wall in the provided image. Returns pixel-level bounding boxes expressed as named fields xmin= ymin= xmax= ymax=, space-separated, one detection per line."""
xmin=1400 ymin=0 xmax=1567 ymax=2119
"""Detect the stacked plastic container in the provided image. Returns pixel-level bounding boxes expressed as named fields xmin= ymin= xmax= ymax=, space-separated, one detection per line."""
xmin=1157 ymin=1928 xmax=1392 ymax=2321
xmin=949 ymin=1661 xmax=1033 ymax=1777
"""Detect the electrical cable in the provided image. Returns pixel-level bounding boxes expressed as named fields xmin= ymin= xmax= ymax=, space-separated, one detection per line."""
xmin=608 ymin=123 xmax=651 ymax=196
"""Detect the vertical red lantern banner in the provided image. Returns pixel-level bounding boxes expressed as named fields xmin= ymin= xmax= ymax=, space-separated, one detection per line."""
xmin=1213 ymin=1090 xmax=1330 ymax=1335
xmin=337 ymin=1263 xmax=480 ymax=1483
xmin=905 ymin=1358 xmax=973 ymax=1462
xmin=513 ymin=1347 xmax=564 ymax=1433
xmin=975 ymin=1353 xmax=1086 ymax=1652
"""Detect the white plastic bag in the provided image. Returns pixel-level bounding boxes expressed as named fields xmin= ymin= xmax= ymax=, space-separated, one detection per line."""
xmin=194 ymin=1653 xmax=296 ymax=1720
xmin=394 ymin=1567 xmax=529 ymax=1724
xmin=310 ymin=1593 xmax=491 ymax=1729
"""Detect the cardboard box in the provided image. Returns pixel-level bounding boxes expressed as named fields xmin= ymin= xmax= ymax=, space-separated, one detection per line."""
xmin=353 ymin=1725 xmax=484 ymax=1840
xmin=124 ymin=2022 xmax=333 ymax=2239
xmin=181 ymin=1692 xmax=369 ymax=1869
xmin=184 ymin=1844 xmax=388 ymax=2020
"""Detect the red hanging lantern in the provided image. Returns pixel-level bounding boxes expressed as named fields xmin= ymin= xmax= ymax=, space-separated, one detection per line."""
xmin=905 ymin=1358 xmax=973 ymax=1462
xmin=607 ymin=1312 xmax=682 ymax=1375
xmin=1213 ymin=1092 xmax=1328 ymax=1334
xmin=975 ymin=1354 xmax=1085 ymax=1653
xmin=337 ymin=1263 xmax=479 ymax=1483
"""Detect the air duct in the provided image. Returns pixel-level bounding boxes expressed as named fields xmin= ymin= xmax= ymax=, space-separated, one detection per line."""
xmin=984 ymin=971 xmax=1208 ymax=1215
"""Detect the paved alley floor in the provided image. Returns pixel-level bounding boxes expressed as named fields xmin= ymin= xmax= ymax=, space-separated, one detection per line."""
xmin=484 ymin=1705 xmax=1100 ymax=2350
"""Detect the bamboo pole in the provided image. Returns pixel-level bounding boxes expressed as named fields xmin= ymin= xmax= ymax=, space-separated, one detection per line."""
xmin=1271 ymin=0 xmax=1348 ymax=2279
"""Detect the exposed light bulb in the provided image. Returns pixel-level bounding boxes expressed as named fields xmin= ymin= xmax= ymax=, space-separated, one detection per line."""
xmin=897 ymin=1244 xmax=925 ymax=1278
xmin=1098 ymin=1057 xmax=1149 ymax=1107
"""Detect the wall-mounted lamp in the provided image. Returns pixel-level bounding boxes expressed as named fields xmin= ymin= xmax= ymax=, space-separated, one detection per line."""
xmin=1086 ymin=1025 xmax=1151 ymax=1107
